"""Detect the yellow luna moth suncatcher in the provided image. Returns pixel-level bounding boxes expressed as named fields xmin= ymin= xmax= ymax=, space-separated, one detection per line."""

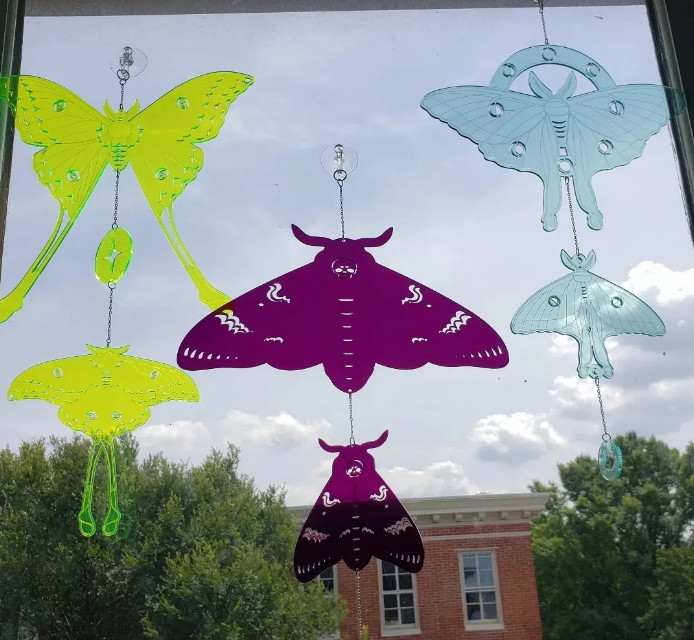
xmin=8 ymin=345 xmax=199 ymax=536
xmin=0 ymin=71 xmax=254 ymax=322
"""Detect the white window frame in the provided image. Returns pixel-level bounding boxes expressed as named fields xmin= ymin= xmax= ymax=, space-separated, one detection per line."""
xmin=317 ymin=565 xmax=340 ymax=640
xmin=458 ymin=549 xmax=505 ymax=632
xmin=377 ymin=560 xmax=421 ymax=637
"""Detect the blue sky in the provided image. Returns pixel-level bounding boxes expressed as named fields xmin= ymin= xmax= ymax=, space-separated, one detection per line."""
xmin=1 ymin=4 xmax=693 ymax=505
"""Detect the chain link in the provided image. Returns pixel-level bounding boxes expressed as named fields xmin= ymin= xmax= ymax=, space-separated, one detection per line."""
xmin=105 ymin=52 xmax=130 ymax=348
xmin=594 ymin=378 xmax=611 ymax=441
xmin=536 ymin=0 xmax=550 ymax=46
xmin=356 ymin=569 xmax=363 ymax=640
xmin=106 ymin=283 xmax=116 ymax=347
xmin=334 ymin=170 xmax=347 ymax=240
xmin=564 ymin=177 xmax=581 ymax=256
xmin=348 ymin=392 xmax=355 ymax=445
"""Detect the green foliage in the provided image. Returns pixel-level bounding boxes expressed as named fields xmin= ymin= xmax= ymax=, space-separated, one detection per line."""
xmin=531 ymin=433 xmax=694 ymax=640
xmin=0 ymin=435 xmax=338 ymax=640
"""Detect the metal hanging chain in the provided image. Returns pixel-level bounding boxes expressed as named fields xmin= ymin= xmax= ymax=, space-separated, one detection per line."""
xmin=335 ymin=169 xmax=347 ymax=240
xmin=564 ymin=177 xmax=581 ymax=256
xmin=348 ymin=392 xmax=355 ymax=445
xmin=534 ymin=0 xmax=550 ymax=46
xmin=106 ymin=47 xmax=131 ymax=348
xmin=594 ymin=378 xmax=612 ymax=442
xmin=356 ymin=569 xmax=363 ymax=640
xmin=117 ymin=46 xmax=133 ymax=110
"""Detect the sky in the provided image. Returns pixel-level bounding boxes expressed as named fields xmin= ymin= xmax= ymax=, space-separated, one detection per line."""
xmin=1 ymin=4 xmax=693 ymax=507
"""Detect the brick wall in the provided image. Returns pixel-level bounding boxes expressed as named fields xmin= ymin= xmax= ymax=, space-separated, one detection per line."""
xmin=335 ymin=522 xmax=543 ymax=640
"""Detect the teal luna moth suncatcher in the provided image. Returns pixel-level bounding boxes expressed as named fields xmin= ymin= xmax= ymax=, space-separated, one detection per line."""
xmin=420 ymin=44 xmax=685 ymax=232
xmin=419 ymin=1 xmax=685 ymax=480
xmin=511 ymin=249 xmax=665 ymax=381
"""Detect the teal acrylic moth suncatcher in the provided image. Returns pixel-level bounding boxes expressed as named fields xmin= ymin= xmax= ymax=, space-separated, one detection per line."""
xmin=511 ymin=249 xmax=665 ymax=380
xmin=421 ymin=45 xmax=686 ymax=232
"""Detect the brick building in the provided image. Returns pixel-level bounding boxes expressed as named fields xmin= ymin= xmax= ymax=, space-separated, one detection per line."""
xmin=289 ymin=493 xmax=547 ymax=640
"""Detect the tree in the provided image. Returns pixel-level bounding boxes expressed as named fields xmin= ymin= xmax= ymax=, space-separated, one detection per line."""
xmin=0 ymin=435 xmax=337 ymax=640
xmin=530 ymin=432 xmax=694 ymax=640
xmin=639 ymin=546 xmax=694 ymax=640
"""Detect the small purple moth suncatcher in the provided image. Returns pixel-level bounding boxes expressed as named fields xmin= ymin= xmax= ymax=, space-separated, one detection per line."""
xmin=294 ymin=430 xmax=424 ymax=582
xmin=177 ymin=225 xmax=509 ymax=392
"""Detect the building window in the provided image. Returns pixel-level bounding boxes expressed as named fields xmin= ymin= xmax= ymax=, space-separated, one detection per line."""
xmin=459 ymin=551 xmax=503 ymax=629
xmin=379 ymin=560 xmax=420 ymax=634
xmin=317 ymin=566 xmax=340 ymax=639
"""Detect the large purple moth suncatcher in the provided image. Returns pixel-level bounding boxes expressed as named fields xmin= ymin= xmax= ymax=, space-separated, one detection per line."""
xmin=294 ymin=430 xmax=424 ymax=582
xmin=177 ymin=225 xmax=509 ymax=392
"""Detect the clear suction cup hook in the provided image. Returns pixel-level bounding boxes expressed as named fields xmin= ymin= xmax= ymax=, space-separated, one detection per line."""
xmin=321 ymin=144 xmax=358 ymax=180
xmin=110 ymin=46 xmax=148 ymax=78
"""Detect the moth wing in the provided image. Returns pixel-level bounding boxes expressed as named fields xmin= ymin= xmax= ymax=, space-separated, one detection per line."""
xmin=511 ymin=274 xmax=585 ymax=340
xmin=7 ymin=353 xmax=97 ymax=406
xmin=294 ymin=481 xmax=349 ymax=583
xmin=568 ymin=85 xmax=685 ymax=175
xmin=32 ymin=143 xmax=110 ymax=218
xmin=131 ymin=71 xmax=254 ymax=214
xmin=366 ymin=266 xmax=509 ymax=370
xmin=1 ymin=75 xmax=107 ymax=147
xmin=364 ymin=480 xmax=425 ymax=574
xmin=584 ymin=275 xmax=665 ymax=338
xmin=112 ymin=354 xmax=200 ymax=405
xmin=178 ymin=264 xmax=327 ymax=373
xmin=421 ymin=86 xmax=555 ymax=173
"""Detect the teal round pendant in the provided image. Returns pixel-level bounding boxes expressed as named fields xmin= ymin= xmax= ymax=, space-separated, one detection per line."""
xmin=598 ymin=439 xmax=622 ymax=480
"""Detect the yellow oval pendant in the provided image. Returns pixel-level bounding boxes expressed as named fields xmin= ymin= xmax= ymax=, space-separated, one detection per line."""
xmin=95 ymin=228 xmax=133 ymax=283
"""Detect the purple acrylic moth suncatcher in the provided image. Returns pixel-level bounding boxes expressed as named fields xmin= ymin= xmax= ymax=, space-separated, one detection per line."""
xmin=294 ymin=430 xmax=424 ymax=582
xmin=178 ymin=225 xmax=509 ymax=392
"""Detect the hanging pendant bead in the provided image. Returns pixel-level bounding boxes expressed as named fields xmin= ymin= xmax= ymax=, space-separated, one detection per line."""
xmin=598 ymin=439 xmax=622 ymax=480
xmin=95 ymin=227 xmax=133 ymax=284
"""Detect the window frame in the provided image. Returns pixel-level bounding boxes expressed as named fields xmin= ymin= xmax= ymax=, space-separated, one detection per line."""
xmin=458 ymin=549 xmax=505 ymax=632
xmin=317 ymin=565 xmax=340 ymax=640
xmin=377 ymin=560 xmax=422 ymax=638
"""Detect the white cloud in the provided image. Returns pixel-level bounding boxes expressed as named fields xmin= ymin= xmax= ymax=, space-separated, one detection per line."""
xmin=220 ymin=410 xmax=332 ymax=449
xmin=471 ymin=412 xmax=566 ymax=463
xmin=382 ymin=461 xmax=478 ymax=498
xmin=136 ymin=420 xmax=211 ymax=460
xmin=549 ymin=375 xmax=626 ymax=413
xmin=622 ymin=262 xmax=694 ymax=305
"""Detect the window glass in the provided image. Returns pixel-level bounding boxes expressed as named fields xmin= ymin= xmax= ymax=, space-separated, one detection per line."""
xmin=461 ymin=552 xmax=501 ymax=624
xmin=380 ymin=560 xmax=418 ymax=628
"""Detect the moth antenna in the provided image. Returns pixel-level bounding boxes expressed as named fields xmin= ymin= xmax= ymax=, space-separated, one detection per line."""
xmin=557 ymin=72 xmax=578 ymax=100
xmin=358 ymin=228 xmax=394 ymax=248
xmin=318 ymin=438 xmax=344 ymax=453
xmin=103 ymin=101 xmax=116 ymax=118
xmin=125 ymin=100 xmax=140 ymax=118
xmin=528 ymin=72 xmax=554 ymax=100
xmin=363 ymin=430 xmax=389 ymax=450
xmin=291 ymin=225 xmax=330 ymax=247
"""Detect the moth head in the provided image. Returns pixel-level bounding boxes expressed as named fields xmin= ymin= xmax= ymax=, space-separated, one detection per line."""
xmin=103 ymin=100 xmax=141 ymax=120
xmin=560 ymin=249 xmax=596 ymax=272
xmin=331 ymin=257 xmax=358 ymax=278
xmin=528 ymin=71 xmax=577 ymax=100
xmin=291 ymin=224 xmax=393 ymax=272
xmin=319 ymin=430 xmax=389 ymax=479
